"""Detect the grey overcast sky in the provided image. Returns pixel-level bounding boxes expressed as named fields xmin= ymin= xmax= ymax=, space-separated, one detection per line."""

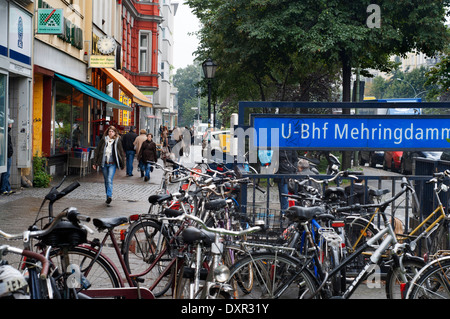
xmin=173 ymin=1 xmax=200 ymax=71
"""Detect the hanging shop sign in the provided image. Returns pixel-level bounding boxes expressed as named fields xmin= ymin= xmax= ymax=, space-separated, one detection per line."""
xmin=90 ymin=55 xmax=115 ymax=68
xmin=37 ymin=8 xmax=64 ymax=34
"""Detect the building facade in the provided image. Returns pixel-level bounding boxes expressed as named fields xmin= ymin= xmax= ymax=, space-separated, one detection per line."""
xmin=157 ymin=0 xmax=178 ymax=132
xmin=121 ymin=0 xmax=161 ymax=136
xmin=32 ymin=0 xmax=155 ymax=176
xmin=0 ymin=0 xmax=34 ymax=189
xmin=33 ymin=0 xmax=95 ymax=175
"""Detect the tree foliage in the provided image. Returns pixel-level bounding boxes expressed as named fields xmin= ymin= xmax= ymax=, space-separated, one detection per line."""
xmin=368 ymin=66 xmax=438 ymax=101
xmin=425 ymin=42 xmax=450 ymax=101
xmin=187 ymin=0 xmax=449 ymax=106
xmin=173 ymin=64 xmax=208 ymax=127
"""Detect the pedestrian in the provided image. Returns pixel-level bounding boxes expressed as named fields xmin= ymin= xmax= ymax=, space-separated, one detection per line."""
xmin=1 ymin=118 xmax=14 ymax=195
xmin=297 ymin=158 xmax=316 ymax=175
xmin=276 ymin=149 xmax=298 ymax=215
xmin=137 ymin=133 xmax=158 ymax=182
xmin=121 ymin=126 xmax=138 ymax=176
xmin=170 ymin=126 xmax=183 ymax=160
xmin=92 ymin=126 xmax=125 ymax=205
xmin=160 ymin=126 xmax=171 ymax=165
xmin=133 ymin=129 xmax=147 ymax=178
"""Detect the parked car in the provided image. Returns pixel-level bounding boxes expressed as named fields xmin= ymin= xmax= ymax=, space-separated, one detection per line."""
xmin=202 ymin=130 xmax=231 ymax=158
xmin=195 ymin=123 xmax=209 ymax=144
xmin=400 ymin=151 xmax=443 ymax=174
xmin=358 ymin=151 xmax=384 ymax=167
xmin=383 ymin=151 xmax=403 ymax=172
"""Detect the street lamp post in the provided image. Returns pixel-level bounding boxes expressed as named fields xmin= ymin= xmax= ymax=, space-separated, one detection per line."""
xmin=397 ymin=78 xmax=418 ymax=98
xmin=202 ymin=58 xmax=217 ymax=130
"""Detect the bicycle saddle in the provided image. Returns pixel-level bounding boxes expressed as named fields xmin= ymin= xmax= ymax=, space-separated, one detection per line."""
xmin=163 ymin=208 xmax=184 ymax=217
xmin=148 ymin=194 xmax=172 ymax=204
xmin=93 ymin=217 xmax=128 ymax=231
xmin=369 ymin=188 xmax=390 ymax=197
xmin=181 ymin=226 xmax=215 ymax=246
xmin=204 ymin=199 xmax=227 ymax=211
xmin=286 ymin=206 xmax=326 ymax=222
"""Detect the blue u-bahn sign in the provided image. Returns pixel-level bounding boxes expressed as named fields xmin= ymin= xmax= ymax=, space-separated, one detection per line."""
xmin=252 ymin=115 xmax=450 ymax=150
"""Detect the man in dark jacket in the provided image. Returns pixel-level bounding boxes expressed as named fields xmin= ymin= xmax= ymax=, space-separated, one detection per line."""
xmin=137 ymin=133 xmax=158 ymax=182
xmin=277 ymin=149 xmax=298 ymax=215
xmin=122 ymin=126 xmax=138 ymax=176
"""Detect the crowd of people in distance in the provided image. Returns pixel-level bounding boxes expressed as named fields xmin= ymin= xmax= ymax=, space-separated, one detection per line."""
xmin=92 ymin=125 xmax=192 ymax=206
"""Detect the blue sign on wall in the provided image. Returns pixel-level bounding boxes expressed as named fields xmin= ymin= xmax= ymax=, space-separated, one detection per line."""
xmin=252 ymin=115 xmax=450 ymax=150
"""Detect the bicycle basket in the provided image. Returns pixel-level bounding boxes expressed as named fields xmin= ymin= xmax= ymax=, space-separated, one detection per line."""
xmin=39 ymin=220 xmax=87 ymax=247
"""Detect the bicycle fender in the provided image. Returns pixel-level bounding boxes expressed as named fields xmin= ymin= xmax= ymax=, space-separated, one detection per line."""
xmin=345 ymin=215 xmax=380 ymax=232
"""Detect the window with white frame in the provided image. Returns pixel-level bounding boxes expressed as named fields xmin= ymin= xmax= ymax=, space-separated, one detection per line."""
xmin=139 ymin=31 xmax=151 ymax=73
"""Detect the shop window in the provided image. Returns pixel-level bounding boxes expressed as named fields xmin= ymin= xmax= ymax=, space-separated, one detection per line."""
xmin=53 ymin=80 xmax=86 ymax=155
xmin=54 ymin=80 xmax=72 ymax=154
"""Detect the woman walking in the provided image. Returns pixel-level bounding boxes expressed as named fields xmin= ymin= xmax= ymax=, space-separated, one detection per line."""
xmin=92 ymin=126 xmax=125 ymax=205
xmin=137 ymin=133 xmax=158 ymax=182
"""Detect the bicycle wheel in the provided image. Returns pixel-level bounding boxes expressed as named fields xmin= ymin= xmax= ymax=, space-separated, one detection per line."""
xmin=228 ymin=252 xmax=318 ymax=299
xmin=49 ymin=245 xmax=121 ymax=298
xmin=428 ymin=221 xmax=450 ymax=254
xmin=123 ymin=219 xmax=173 ymax=297
xmin=385 ymin=256 xmax=425 ymax=299
xmin=321 ymin=245 xmax=345 ymax=295
xmin=344 ymin=215 xmax=380 ymax=252
xmin=407 ymin=257 xmax=450 ymax=299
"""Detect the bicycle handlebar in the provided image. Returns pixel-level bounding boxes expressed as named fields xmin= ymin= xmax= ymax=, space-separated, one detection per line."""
xmin=159 ymin=213 xmax=264 ymax=237
xmin=45 ymin=179 xmax=80 ymax=203
xmin=333 ymin=177 xmax=413 ymax=213
xmin=0 ymin=245 xmax=50 ymax=278
xmin=0 ymin=209 xmax=90 ymax=240
xmin=307 ymin=170 xmax=359 ymax=184
xmin=428 ymin=170 xmax=450 ymax=183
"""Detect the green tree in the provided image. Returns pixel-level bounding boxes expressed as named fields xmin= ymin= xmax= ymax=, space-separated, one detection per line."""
xmin=174 ymin=64 xmax=208 ymax=127
xmin=369 ymin=66 xmax=437 ymax=101
xmin=187 ymin=0 xmax=449 ymax=167
xmin=425 ymin=43 xmax=450 ymax=101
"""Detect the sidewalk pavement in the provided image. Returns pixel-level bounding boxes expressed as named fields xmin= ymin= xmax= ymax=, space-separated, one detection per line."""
xmin=0 ymin=159 xmax=170 ymax=238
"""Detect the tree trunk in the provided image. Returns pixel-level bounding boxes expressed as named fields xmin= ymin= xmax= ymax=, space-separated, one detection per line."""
xmin=341 ymin=52 xmax=352 ymax=170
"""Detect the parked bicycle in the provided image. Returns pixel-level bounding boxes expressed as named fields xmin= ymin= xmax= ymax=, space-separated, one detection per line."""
xmin=0 ymin=206 xmax=87 ymax=299
xmin=226 ymin=177 xmax=421 ymax=299
xmin=160 ymin=212 xmax=263 ymax=299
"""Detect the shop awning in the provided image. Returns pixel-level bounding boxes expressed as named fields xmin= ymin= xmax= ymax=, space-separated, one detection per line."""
xmin=102 ymin=68 xmax=153 ymax=108
xmin=55 ymin=73 xmax=132 ymax=111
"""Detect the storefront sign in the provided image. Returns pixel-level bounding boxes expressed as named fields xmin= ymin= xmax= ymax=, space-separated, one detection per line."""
xmin=0 ymin=0 xmax=7 ymax=57
xmin=9 ymin=4 xmax=32 ymax=65
xmin=252 ymin=115 xmax=450 ymax=150
xmin=90 ymin=55 xmax=115 ymax=68
xmin=37 ymin=9 xmax=64 ymax=34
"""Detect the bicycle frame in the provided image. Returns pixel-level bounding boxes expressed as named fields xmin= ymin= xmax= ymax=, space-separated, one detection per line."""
xmin=278 ymin=212 xmax=401 ymax=299
xmin=405 ymin=177 xmax=447 ymax=251
xmin=75 ymin=227 xmax=156 ymax=299
xmin=276 ymin=182 xmax=413 ymax=299
xmin=347 ymin=176 xmax=448 ymax=254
